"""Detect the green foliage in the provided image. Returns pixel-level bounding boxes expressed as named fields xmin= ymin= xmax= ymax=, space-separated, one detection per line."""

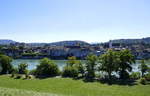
xmin=15 ymin=74 xmax=22 ymax=79
xmin=117 ymin=49 xmax=135 ymax=79
xmin=0 ymin=55 xmax=13 ymax=74
xmin=25 ymin=74 xmax=33 ymax=79
xmin=35 ymin=58 xmax=60 ymax=77
xmin=139 ymin=78 xmax=147 ymax=85
xmin=62 ymin=66 xmax=78 ymax=78
xmin=10 ymin=67 xmax=18 ymax=78
xmin=62 ymin=56 xmax=83 ymax=78
xmin=18 ymin=63 xmax=28 ymax=74
xmin=130 ymin=72 xmax=140 ymax=80
xmin=99 ymin=50 xmax=118 ymax=80
xmin=144 ymin=73 xmax=150 ymax=81
xmin=85 ymin=54 xmax=97 ymax=80
xmin=67 ymin=56 xmax=78 ymax=66
xmin=139 ymin=60 xmax=149 ymax=77
xmin=29 ymin=69 xmax=37 ymax=75
xmin=74 ymin=61 xmax=85 ymax=77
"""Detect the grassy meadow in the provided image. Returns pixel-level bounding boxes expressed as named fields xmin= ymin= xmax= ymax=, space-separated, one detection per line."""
xmin=0 ymin=75 xmax=150 ymax=96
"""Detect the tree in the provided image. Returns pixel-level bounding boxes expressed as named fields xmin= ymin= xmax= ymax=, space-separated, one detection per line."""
xmin=99 ymin=50 xmax=118 ymax=80
xmin=62 ymin=56 xmax=84 ymax=78
xmin=117 ymin=49 xmax=135 ymax=79
xmin=139 ymin=60 xmax=149 ymax=77
xmin=0 ymin=55 xmax=13 ymax=74
xmin=36 ymin=58 xmax=59 ymax=77
xmin=18 ymin=63 xmax=28 ymax=74
xmin=85 ymin=54 xmax=97 ymax=81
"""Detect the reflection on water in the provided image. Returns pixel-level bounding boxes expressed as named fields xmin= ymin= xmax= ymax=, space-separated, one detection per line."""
xmin=11 ymin=59 xmax=67 ymax=71
xmin=11 ymin=59 xmax=150 ymax=72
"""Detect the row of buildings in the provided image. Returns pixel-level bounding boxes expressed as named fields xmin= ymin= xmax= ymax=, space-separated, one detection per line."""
xmin=0 ymin=41 xmax=150 ymax=59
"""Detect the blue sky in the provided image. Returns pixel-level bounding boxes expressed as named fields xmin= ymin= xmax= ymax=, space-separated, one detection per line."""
xmin=0 ymin=0 xmax=150 ymax=43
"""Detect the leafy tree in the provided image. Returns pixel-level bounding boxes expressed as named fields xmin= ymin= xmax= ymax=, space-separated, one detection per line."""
xmin=18 ymin=63 xmax=28 ymax=74
xmin=85 ymin=54 xmax=97 ymax=81
xmin=0 ymin=55 xmax=13 ymax=74
xmin=99 ymin=50 xmax=118 ymax=80
xmin=117 ymin=49 xmax=135 ymax=79
xmin=138 ymin=60 xmax=149 ymax=77
xmin=36 ymin=58 xmax=59 ymax=77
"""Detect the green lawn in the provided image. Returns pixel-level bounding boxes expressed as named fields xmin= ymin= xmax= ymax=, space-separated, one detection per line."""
xmin=0 ymin=87 xmax=61 ymax=96
xmin=0 ymin=75 xmax=150 ymax=96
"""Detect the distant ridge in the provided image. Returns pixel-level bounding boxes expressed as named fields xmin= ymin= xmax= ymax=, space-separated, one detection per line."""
xmin=26 ymin=40 xmax=90 ymax=47
xmin=0 ymin=39 xmax=17 ymax=45
xmin=111 ymin=37 xmax=150 ymax=44
xmin=0 ymin=37 xmax=150 ymax=45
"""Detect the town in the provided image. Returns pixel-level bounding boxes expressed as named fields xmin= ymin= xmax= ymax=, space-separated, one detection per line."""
xmin=0 ymin=37 xmax=150 ymax=60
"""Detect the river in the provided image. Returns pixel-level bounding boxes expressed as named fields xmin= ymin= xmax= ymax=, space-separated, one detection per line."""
xmin=11 ymin=59 xmax=150 ymax=72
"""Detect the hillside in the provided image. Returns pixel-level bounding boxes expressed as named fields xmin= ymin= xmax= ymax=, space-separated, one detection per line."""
xmin=111 ymin=37 xmax=150 ymax=44
xmin=0 ymin=39 xmax=17 ymax=45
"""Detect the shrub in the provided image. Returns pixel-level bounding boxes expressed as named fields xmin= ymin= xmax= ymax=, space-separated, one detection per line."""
xmin=138 ymin=60 xmax=149 ymax=77
xmin=25 ymin=74 xmax=33 ymax=79
xmin=139 ymin=78 xmax=146 ymax=85
xmin=62 ymin=66 xmax=78 ymax=78
xmin=144 ymin=73 xmax=150 ymax=81
xmin=35 ymin=58 xmax=60 ymax=77
xmin=18 ymin=63 xmax=28 ymax=74
xmin=10 ymin=67 xmax=18 ymax=78
xmin=15 ymin=74 xmax=22 ymax=79
xmin=85 ymin=54 xmax=97 ymax=80
xmin=29 ymin=69 xmax=37 ymax=75
xmin=130 ymin=72 xmax=140 ymax=80
xmin=11 ymin=73 xmax=15 ymax=78
xmin=73 ymin=62 xmax=85 ymax=77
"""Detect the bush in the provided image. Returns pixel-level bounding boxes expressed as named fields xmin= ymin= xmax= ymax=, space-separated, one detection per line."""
xmin=15 ymin=74 xmax=22 ymax=79
xmin=73 ymin=62 xmax=85 ymax=77
xmin=35 ymin=58 xmax=60 ymax=77
xmin=130 ymin=72 xmax=140 ymax=80
xmin=62 ymin=66 xmax=78 ymax=78
xmin=29 ymin=69 xmax=37 ymax=75
xmin=10 ymin=67 xmax=18 ymax=78
xmin=144 ymin=73 xmax=150 ymax=81
xmin=11 ymin=73 xmax=15 ymax=78
xmin=25 ymin=74 xmax=33 ymax=79
xmin=139 ymin=78 xmax=147 ymax=85
xmin=18 ymin=63 xmax=28 ymax=74
xmin=119 ymin=71 xmax=130 ymax=80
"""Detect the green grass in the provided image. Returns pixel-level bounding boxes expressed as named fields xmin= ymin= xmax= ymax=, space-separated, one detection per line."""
xmin=0 ymin=75 xmax=150 ymax=96
xmin=0 ymin=87 xmax=62 ymax=96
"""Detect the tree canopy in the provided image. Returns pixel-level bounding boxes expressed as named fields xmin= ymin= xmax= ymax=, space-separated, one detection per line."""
xmin=0 ymin=55 xmax=13 ymax=74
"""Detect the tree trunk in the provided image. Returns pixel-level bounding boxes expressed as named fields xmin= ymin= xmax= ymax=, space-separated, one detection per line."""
xmin=108 ymin=72 xmax=112 ymax=80
xmin=142 ymin=72 xmax=144 ymax=77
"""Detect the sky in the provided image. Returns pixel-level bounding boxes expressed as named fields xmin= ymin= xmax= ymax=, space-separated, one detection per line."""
xmin=0 ymin=0 xmax=150 ymax=43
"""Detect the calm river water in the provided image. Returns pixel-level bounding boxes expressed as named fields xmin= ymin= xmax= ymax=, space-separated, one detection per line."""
xmin=11 ymin=59 xmax=150 ymax=72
